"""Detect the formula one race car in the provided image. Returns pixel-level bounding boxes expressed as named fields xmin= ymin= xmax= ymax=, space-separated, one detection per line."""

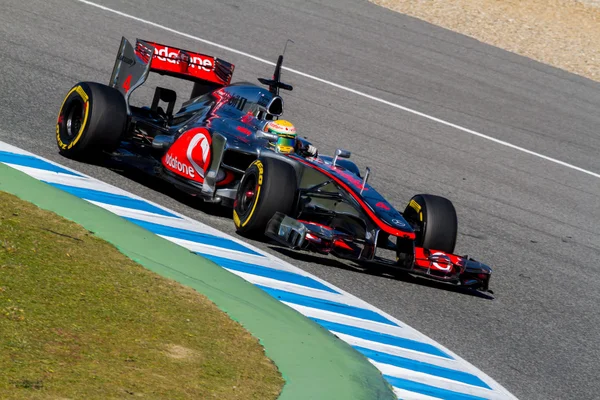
xmin=55 ymin=37 xmax=493 ymax=293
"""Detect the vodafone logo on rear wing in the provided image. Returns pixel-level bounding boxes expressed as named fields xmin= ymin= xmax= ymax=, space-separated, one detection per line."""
xmin=153 ymin=44 xmax=213 ymax=72
xmin=143 ymin=41 xmax=234 ymax=85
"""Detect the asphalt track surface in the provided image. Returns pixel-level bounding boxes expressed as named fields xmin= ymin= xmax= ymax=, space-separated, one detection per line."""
xmin=1 ymin=0 xmax=599 ymax=399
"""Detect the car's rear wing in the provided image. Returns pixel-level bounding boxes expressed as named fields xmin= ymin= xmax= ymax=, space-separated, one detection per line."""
xmin=144 ymin=40 xmax=235 ymax=85
xmin=109 ymin=37 xmax=235 ymax=108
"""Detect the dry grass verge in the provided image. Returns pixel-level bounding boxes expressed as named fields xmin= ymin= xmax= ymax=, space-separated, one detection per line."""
xmin=371 ymin=0 xmax=600 ymax=82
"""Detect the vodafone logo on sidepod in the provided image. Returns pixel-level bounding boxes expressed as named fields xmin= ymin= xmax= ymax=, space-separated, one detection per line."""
xmin=162 ymin=128 xmax=212 ymax=181
xmin=164 ymin=153 xmax=195 ymax=178
xmin=186 ymin=132 xmax=210 ymax=178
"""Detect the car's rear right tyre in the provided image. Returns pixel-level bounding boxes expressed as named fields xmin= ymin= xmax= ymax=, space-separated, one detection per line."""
xmin=233 ymin=157 xmax=297 ymax=237
xmin=56 ymin=81 xmax=127 ymax=159
xmin=402 ymin=194 xmax=458 ymax=254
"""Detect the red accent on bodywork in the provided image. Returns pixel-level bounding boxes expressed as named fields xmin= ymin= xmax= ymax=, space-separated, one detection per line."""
xmin=413 ymin=247 xmax=464 ymax=273
xmin=240 ymin=112 xmax=254 ymax=124
xmin=217 ymin=170 xmax=236 ymax=187
xmin=305 ymin=233 xmax=322 ymax=243
xmin=236 ymin=126 xmax=252 ymax=136
xmin=210 ymin=88 xmax=231 ymax=114
xmin=298 ymin=220 xmax=334 ymax=231
xmin=333 ymin=239 xmax=353 ymax=250
xmin=291 ymin=156 xmax=415 ymax=239
xmin=336 ymin=168 xmax=368 ymax=191
xmin=376 ymin=201 xmax=390 ymax=211
xmin=122 ymin=75 xmax=132 ymax=91
xmin=134 ymin=42 xmax=152 ymax=64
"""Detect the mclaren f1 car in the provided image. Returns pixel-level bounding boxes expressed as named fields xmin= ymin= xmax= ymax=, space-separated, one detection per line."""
xmin=55 ymin=37 xmax=493 ymax=293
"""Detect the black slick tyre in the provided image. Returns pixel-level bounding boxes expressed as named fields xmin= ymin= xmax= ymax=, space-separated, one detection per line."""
xmin=233 ymin=158 xmax=297 ymax=237
xmin=403 ymin=194 xmax=458 ymax=253
xmin=56 ymin=82 xmax=127 ymax=159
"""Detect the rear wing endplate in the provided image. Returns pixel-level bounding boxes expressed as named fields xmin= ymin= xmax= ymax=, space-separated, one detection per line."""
xmin=109 ymin=37 xmax=154 ymax=109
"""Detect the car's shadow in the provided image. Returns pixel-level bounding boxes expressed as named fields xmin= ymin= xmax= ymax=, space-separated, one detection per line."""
xmin=105 ymin=164 xmax=232 ymax=219
xmin=269 ymin=246 xmax=495 ymax=300
xmin=95 ymin=161 xmax=493 ymax=300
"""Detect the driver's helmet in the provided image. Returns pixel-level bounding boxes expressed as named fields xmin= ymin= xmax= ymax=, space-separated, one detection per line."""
xmin=265 ymin=120 xmax=297 ymax=154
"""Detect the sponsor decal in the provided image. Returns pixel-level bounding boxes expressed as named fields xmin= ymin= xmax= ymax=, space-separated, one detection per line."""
xmin=255 ymin=160 xmax=264 ymax=185
xmin=391 ymin=219 xmax=406 ymax=227
xmin=164 ymin=153 xmax=195 ymax=178
xmin=162 ymin=128 xmax=212 ymax=182
xmin=409 ymin=199 xmax=421 ymax=213
xmin=74 ymin=85 xmax=89 ymax=102
xmin=186 ymin=131 xmax=211 ymax=178
xmin=154 ymin=45 xmax=213 ymax=72
xmin=376 ymin=201 xmax=391 ymax=211
xmin=430 ymin=252 xmax=453 ymax=271
xmin=236 ymin=126 xmax=252 ymax=136
xmin=409 ymin=199 xmax=423 ymax=222
xmin=117 ymin=54 xmax=136 ymax=66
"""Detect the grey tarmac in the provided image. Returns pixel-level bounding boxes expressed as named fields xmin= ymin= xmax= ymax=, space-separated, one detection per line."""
xmin=1 ymin=1 xmax=599 ymax=399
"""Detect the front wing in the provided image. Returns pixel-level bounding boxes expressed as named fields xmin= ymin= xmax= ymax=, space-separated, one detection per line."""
xmin=266 ymin=213 xmax=492 ymax=292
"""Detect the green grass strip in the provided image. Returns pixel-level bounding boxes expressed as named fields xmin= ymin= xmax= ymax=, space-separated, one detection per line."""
xmin=0 ymin=190 xmax=283 ymax=399
xmin=0 ymin=163 xmax=397 ymax=399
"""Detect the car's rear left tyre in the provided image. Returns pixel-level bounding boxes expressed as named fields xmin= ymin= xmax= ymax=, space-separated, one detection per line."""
xmin=402 ymin=194 xmax=458 ymax=254
xmin=56 ymin=82 xmax=127 ymax=159
xmin=233 ymin=158 xmax=297 ymax=237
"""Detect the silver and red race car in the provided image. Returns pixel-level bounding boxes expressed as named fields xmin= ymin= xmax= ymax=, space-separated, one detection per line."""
xmin=55 ymin=37 xmax=493 ymax=294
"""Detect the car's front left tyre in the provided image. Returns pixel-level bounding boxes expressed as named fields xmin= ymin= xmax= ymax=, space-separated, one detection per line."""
xmin=233 ymin=157 xmax=297 ymax=238
xmin=402 ymin=194 xmax=458 ymax=254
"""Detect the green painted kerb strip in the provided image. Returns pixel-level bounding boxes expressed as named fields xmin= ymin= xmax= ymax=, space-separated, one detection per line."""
xmin=0 ymin=164 xmax=396 ymax=400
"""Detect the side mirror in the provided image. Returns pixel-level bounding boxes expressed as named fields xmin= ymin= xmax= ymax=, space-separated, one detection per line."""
xmin=152 ymin=135 xmax=174 ymax=150
xmin=360 ymin=167 xmax=371 ymax=195
xmin=333 ymin=148 xmax=351 ymax=167
xmin=255 ymin=129 xmax=278 ymax=142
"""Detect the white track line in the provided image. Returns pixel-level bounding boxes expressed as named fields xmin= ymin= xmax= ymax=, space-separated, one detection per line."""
xmin=77 ymin=0 xmax=600 ymax=180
